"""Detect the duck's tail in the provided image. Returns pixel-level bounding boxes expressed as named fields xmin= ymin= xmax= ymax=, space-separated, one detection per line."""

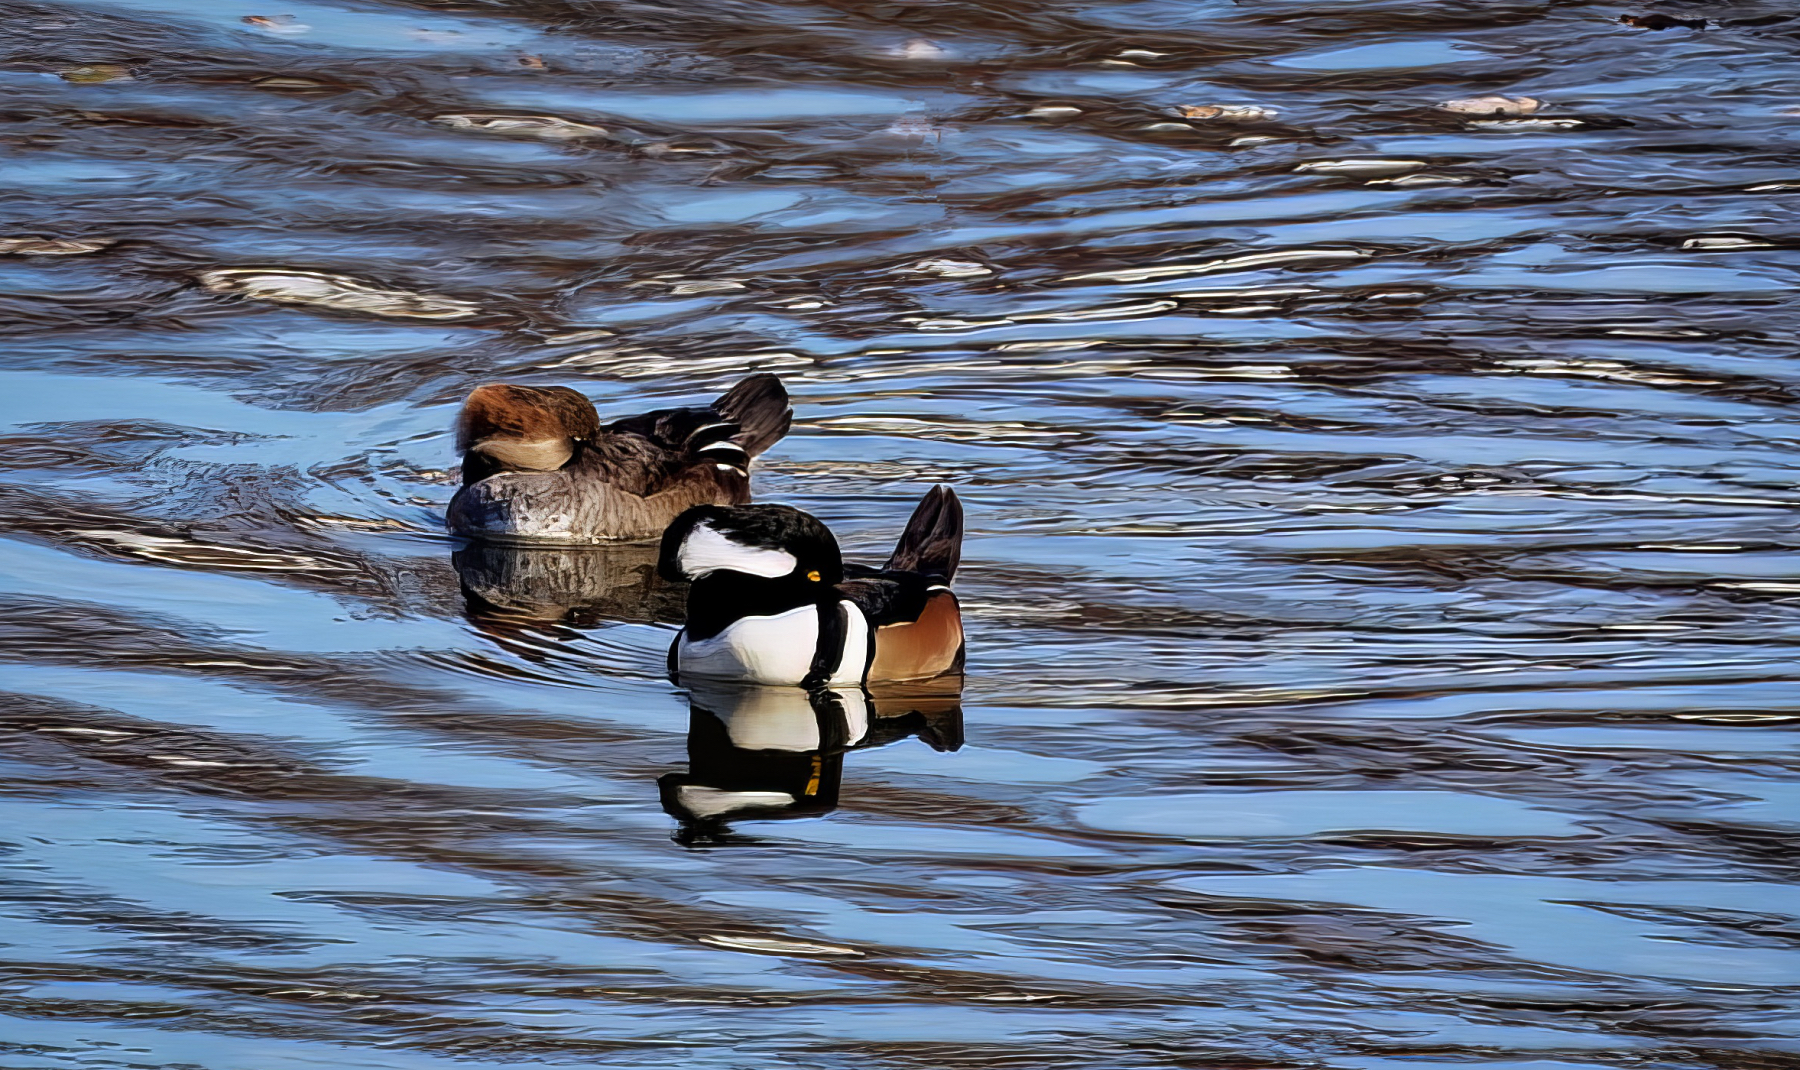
xmin=884 ymin=485 xmax=962 ymax=584
xmin=711 ymin=373 xmax=792 ymax=458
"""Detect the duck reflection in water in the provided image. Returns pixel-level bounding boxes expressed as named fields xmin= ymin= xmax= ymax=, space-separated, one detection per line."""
xmin=452 ymin=540 xmax=685 ymax=658
xmin=660 ymin=678 xmax=963 ymax=845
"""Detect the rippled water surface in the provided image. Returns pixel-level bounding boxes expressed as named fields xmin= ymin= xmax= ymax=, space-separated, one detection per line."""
xmin=3 ymin=0 xmax=1800 ymax=1065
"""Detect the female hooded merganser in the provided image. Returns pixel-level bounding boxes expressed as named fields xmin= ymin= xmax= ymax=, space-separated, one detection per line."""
xmin=657 ymin=486 xmax=965 ymax=687
xmin=447 ymin=374 xmax=791 ymax=542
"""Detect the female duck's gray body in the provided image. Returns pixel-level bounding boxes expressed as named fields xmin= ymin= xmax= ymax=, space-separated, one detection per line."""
xmin=447 ymin=374 xmax=791 ymax=543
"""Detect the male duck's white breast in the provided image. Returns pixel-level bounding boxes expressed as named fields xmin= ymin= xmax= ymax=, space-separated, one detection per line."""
xmin=680 ymin=605 xmax=821 ymax=686
xmin=679 ymin=602 xmax=868 ymax=687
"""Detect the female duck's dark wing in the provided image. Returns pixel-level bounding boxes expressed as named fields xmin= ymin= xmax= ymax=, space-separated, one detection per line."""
xmin=603 ymin=373 xmax=791 ymax=476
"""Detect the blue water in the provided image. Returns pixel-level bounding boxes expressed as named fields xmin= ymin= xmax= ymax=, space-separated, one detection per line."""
xmin=2 ymin=0 xmax=1798 ymax=1066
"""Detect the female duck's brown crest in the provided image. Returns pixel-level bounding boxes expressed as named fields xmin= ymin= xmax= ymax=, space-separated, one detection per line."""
xmin=456 ymin=384 xmax=601 ymax=480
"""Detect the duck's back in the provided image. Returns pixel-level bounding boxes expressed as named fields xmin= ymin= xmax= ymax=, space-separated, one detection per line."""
xmin=449 ymin=432 xmax=749 ymax=542
xmin=447 ymin=374 xmax=791 ymax=542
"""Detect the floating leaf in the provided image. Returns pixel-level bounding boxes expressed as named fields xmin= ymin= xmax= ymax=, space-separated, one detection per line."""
xmin=197 ymin=268 xmax=484 ymax=320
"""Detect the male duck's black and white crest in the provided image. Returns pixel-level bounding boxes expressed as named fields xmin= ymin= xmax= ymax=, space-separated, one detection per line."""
xmin=658 ymin=504 xmax=843 ymax=584
xmin=446 ymin=373 xmax=791 ymax=543
xmin=660 ymin=487 xmax=965 ymax=689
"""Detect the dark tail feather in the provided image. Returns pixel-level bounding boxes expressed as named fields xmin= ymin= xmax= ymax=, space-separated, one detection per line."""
xmin=712 ymin=374 xmax=792 ymax=458
xmin=885 ymin=485 xmax=962 ymax=582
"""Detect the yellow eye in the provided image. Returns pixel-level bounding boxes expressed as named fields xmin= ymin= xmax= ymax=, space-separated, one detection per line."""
xmin=806 ymin=570 xmax=821 ymax=582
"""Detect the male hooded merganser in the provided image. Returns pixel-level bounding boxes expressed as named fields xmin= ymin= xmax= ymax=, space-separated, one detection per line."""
xmin=657 ymin=486 xmax=965 ymax=687
xmin=446 ymin=374 xmax=791 ymax=542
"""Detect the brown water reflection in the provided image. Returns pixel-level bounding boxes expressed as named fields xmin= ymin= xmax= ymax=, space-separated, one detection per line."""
xmin=2 ymin=0 xmax=1799 ymax=1066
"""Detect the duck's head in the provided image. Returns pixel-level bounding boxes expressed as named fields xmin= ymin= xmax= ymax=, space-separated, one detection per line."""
xmin=658 ymin=504 xmax=843 ymax=586
xmin=456 ymin=384 xmax=601 ymax=480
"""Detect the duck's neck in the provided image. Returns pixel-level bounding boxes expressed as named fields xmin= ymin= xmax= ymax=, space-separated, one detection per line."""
xmin=684 ymin=572 xmax=830 ymax=641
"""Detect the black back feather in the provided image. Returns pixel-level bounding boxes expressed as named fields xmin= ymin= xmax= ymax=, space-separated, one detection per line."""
xmin=883 ymin=485 xmax=962 ymax=583
xmin=603 ymin=373 xmax=791 ymax=468
xmin=711 ymin=373 xmax=792 ymax=458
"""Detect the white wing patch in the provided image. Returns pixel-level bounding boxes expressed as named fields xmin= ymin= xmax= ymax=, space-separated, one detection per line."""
xmin=678 ymin=522 xmax=796 ymax=579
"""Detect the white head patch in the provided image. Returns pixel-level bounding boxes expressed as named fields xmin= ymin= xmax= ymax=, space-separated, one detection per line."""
xmin=678 ymin=522 xmax=797 ymax=579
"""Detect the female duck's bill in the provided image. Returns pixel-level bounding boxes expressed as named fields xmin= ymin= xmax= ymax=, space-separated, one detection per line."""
xmin=658 ymin=486 xmax=965 ymax=688
xmin=446 ymin=374 xmax=791 ymax=543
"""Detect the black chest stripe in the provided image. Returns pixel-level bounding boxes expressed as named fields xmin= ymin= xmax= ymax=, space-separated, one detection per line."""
xmin=800 ymin=600 xmax=847 ymax=690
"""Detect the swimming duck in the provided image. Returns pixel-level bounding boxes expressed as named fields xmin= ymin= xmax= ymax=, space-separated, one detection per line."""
xmin=447 ymin=374 xmax=791 ymax=542
xmin=658 ymin=486 xmax=965 ymax=687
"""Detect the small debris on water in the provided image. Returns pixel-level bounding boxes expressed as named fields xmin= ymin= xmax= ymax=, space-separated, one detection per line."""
xmin=0 ymin=237 xmax=111 ymax=255
xmin=197 ymin=268 xmax=484 ymax=320
xmin=432 ymin=114 xmax=612 ymax=139
xmin=1439 ymin=95 xmax=1541 ymax=117
xmin=1172 ymin=104 xmax=1279 ymax=122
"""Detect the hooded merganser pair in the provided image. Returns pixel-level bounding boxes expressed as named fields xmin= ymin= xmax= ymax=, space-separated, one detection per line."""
xmin=447 ymin=374 xmax=791 ymax=542
xmin=657 ymin=485 xmax=964 ymax=687
xmin=447 ymin=377 xmax=964 ymax=686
